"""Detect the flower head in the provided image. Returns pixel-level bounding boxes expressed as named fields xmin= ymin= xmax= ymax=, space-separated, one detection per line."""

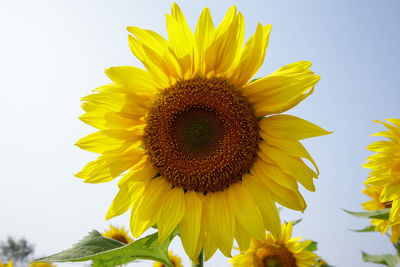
xmin=101 ymin=225 xmax=133 ymax=244
xmin=362 ymin=185 xmax=400 ymax=242
xmin=153 ymin=250 xmax=183 ymax=267
xmin=0 ymin=259 xmax=13 ymax=267
xmin=76 ymin=3 xmax=329 ymax=261
xmin=363 ymin=119 xmax=400 ymax=226
xmin=230 ymin=222 xmax=319 ymax=267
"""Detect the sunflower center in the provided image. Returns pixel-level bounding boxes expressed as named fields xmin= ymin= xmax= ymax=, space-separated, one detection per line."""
xmin=144 ymin=77 xmax=259 ymax=193
xmin=264 ymin=258 xmax=282 ymax=267
xmin=256 ymin=244 xmax=297 ymax=267
xmin=111 ymin=234 xmax=129 ymax=244
xmin=170 ymin=106 xmax=226 ymax=158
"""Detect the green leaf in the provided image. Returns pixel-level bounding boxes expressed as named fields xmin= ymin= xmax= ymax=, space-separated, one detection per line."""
xmin=34 ymin=228 xmax=178 ymax=267
xmin=352 ymin=225 xmax=376 ymax=232
xmin=305 ymin=241 xmax=318 ymax=252
xmin=362 ymin=251 xmax=398 ymax=267
xmin=292 ymin=218 xmax=302 ymax=226
xmin=343 ymin=208 xmax=390 ymax=220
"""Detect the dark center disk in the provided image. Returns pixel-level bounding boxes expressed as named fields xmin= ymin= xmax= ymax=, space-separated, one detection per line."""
xmin=258 ymin=245 xmax=297 ymax=267
xmin=144 ymin=77 xmax=259 ymax=193
xmin=112 ymin=234 xmax=129 ymax=244
xmin=263 ymin=257 xmax=282 ymax=267
xmin=170 ymin=106 xmax=226 ymax=158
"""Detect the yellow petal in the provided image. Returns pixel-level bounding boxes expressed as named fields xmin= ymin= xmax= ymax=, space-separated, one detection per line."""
xmin=179 ymin=192 xmax=203 ymax=262
xmin=195 ymin=7 xmax=215 ymax=76
xmin=371 ymin=130 xmax=399 ymax=144
xmin=205 ymin=191 xmax=234 ymax=257
xmin=81 ymin=92 xmax=126 ymax=112
xmin=251 ymin=166 xmax=306 ymax=211
xmin=127 ymin=26 xmax=183 ymax=81
xmin=260 ymin=133 xmax=319 ymax=174
xmin=230 ymin=253 xmax=255 ymax=266
xmin=79 ymin=109 xmax=145 ymax=130
xmin=166 ymin=3 xmax=197 ymax=78
xmin=105 ymin=66 xmax=157 ymax=94
xmin=252 ymin=76 xmax=319 ymax=116
xmin=389 ymin=199 xmax=400 ymax=225
xmin=128 ymin=35 xmax=171 ymax=88
xmin=204 ymin=7 xmax=244 ymax=76
xmin=82 ymin=89 xmax=153 ymax=118
xmin=75 ymin=149 xmax=144 ymax=183
xmin=376 ymin=120 xmax=400 ymax=137
xmin=75 ymin=129 xmax=142 ymax=154
xmin=380 ymin=180 xmax=400 ymax=202
xmin=157 ymin=187 xmax=186 ymax=243
xmin=127 ymin=26 xmax=169 ymax=54
xmin=117 ymin=158 xmax=157 ymax=186
xmin=228 ymin=182 xmax=265 ymax=241
xmin=242 ymin=61 xmax=313 ymax=95
xmin=259 ymin=114 xmax=331 ymax=140
xmin=106 ymin=168 xmax=152 ymax=220
xmin=243 ymin=174 xmax=281 ymax=237
xmin=280 ymin=221 xmax=293 ymax=242
xmin=253 ymin=158 xmax=299 ymax=192
xmin=367 ymin=140 xmax=399 ymax=153
xmin=203 ymin=232 xmax=217 ymax=262
xmin=391 ymin=224 xmax=400 ymax=242
xmin=230 ymin=24 xmax=272 ymax=88
xmin=130 ymin=178 xmax=169 ymax=238
xmin=234 ymin=220 xmax=252 ymax=252
xmin=241 ymin=61 xmax=321 ymax=115
xmin=259 ymin=142 xmax=317 ymax=191
xmin=387 ymin=118 xmax=400 ymax=128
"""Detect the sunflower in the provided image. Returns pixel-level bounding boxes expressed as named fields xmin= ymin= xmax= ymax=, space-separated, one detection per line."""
xmin=153 ymin=250 xmax=183 ymax=267
xmin=0 ymin=259 xmax=12 ymax=267
xmin=363 ymin=119 xmax=400 ymax=226
xmin=76 ymin=3 xmax=329 ymax=262
xmin=362 ymin=185 xmax=400 ymax=242
xmin=101 ymin=225 xmax=133 ymax=244
xmin=230 ymin=222 xmax=318 ymax=267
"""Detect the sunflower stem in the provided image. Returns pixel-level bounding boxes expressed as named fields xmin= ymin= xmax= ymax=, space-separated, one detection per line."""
xmin=394 ymin=241 xmax=400 ymax=257
xmin=191 ymin=249 xmax=204 ymax=267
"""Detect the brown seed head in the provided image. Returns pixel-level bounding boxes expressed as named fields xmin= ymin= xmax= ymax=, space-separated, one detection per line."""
xmin=144 ymin=77 xmax=259 ymax=193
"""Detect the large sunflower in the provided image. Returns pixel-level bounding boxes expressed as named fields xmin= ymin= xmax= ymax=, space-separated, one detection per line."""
xmin=362 ymin=185 xmax=400 ymax=242
xmin=76 ymin=3 xmax=329 ymax=262
xmin=229 ymin=222 xmax=319 ymax=267
xmin=363 ymin=119 xmax=400 ymax=226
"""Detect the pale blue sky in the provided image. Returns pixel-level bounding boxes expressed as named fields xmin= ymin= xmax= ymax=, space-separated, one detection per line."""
xmin=0 ymin=0 xmax=399 ymax=266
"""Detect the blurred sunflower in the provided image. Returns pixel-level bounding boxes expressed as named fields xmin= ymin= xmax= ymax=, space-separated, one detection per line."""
xmin=153 ymin=250 xmax=183 ymax=267
xmin=363 ymin=119 xmax=400 ymax=226
xmin=0 ymin=259 xmax=12 ymax=267
xmin=230 ymin=222 xmax=318 ymax=267
xmin=29 ymin=262 xmax=56 ymax=267
xmin=101 ymin=225 xmax=133 ymax=244
xmin=362 ymin=185 xmax=400 ymax=242
xmin=76 ymin=3 xmax=329 ymax=261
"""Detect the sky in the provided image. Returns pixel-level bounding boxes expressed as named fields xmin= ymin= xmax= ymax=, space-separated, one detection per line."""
xmin=0 ymin=0 xmax=399 ymax=266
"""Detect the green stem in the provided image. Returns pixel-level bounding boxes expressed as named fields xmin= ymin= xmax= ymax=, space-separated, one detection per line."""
xmin=394 ymin=241 xmax=400 ymax=256
xmin=191 ymin=249 xmax=204 ymax=267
